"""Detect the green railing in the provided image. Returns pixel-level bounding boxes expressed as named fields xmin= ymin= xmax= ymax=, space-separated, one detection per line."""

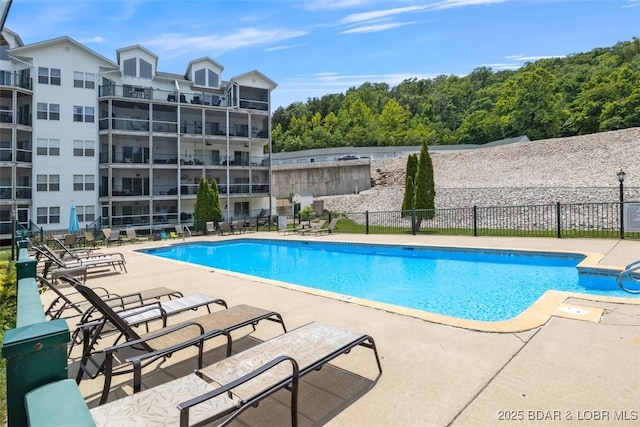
xmin=1 ymin=244 xmax=71 ymax=426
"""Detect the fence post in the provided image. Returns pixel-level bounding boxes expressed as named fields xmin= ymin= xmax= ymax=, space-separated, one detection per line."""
xmin=556 ymin=202 xmax=562 ymax=238
xmin=473 ymin=206 xmax=477 ymax=237
xmin=365 ymin=211 xmax=369 ymax=234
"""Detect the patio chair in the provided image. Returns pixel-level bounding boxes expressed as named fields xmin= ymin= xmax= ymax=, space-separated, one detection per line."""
xmin=89 ymin=321 xmax=382 ymax=426
xmin=218 ymin=222 xmax=232 ymax=235
xmin=70 ymin=279 xmax=287 ymax=405
xmin=83 ymin=231 xmax=100 ymax=248
xmin=298 ymin=219 xmax=325 ymax=235
xmin=206 ymin=221 xmax=216 ymax=235
xmin=64 ymin=233 xmax=77 ymax=248
xmin=39 ymin=274 xmax=185 ymax=321
xmin=234 ymin=220 xmax=245 ymax=234
xmin=308 ymin=218 xmax=338 ymax=236
xmin=102 ymin=228 xmax=122 ymax=246
xmin=123 ymin=228 xmax=149 ymax=243
xmin=326 ymin=217 xmax=339 ymax=233
xmin=51 ymin=239 xmax=106 ymax=261
xmin=33 ymin=244 xmax=127 ymax=277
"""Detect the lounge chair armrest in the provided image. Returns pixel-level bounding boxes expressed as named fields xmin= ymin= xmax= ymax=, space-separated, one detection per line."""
xmin=123 ymin=327 xmax=230 ymax=365
xmin=93 ymin=287 xmax=112 ymax=296
xmin=118 ymin=301 xmax=168 ymax=323
xmin=179 ymin=355 xmax=300 ymax=423
xmin=102 ymin=291 xmax=144 ymax=310
xmin=104 ymin=321 xmax=209 ymax=353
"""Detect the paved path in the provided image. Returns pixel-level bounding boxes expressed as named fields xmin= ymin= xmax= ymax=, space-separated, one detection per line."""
xmin=49 ymin=234 xmax=640 ymax=426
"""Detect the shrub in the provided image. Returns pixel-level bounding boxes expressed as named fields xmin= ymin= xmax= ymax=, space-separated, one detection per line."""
xmin=0 ymin=257 xmax=16 ymax=426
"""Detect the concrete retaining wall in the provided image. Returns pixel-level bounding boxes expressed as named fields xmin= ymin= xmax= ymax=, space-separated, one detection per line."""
xmin=272 ymin=160 xmax=371 ymax=198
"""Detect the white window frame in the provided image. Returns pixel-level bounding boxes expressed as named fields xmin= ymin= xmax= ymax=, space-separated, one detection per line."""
xmin=38 ymin=67 xmax=61 ymax=85
xmin=73 ymin=106 xmax=95 ymax=123
xmin=37 ymin=174 xmax=60 ymax=191
xmin=74 ymin=71 xmax=95 ymax=89
xmin=33 ymin=139 xmax=59 ymax=155
xmin=38 ymin=103 xmax=61 ymax=121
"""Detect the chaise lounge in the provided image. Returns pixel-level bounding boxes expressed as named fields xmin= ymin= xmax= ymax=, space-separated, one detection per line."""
xmin=90 ymin=321 xmax=381 ymax=426
xmin=33 ymin=244 xmax=127 ymax=277
xmin=70 ymin=280 xmax=287 ymax=405
xmin=38 ymin=274 xmax=184 ymax=321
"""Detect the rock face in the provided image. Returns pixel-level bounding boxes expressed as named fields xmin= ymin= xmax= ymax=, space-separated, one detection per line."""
xmin=317 ymin=128 xmax=640 ymax=213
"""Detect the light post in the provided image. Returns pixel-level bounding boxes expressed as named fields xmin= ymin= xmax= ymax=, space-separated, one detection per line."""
xmin=618 ymin=169 xmax=625 ymax=239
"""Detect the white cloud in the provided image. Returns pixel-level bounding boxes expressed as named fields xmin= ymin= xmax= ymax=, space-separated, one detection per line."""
xmin=266 ymin=43 xmax=307 ymax=52
xmin=431 ymin=0 xmax=507 ymax=11
xmin=482 ymin=62 xmax=521 ymax=70
xmin=143 ymin=28 xmax=308 ymax=55
xmin=505 ymin=54 xmax=566 ymax=61
xmin=341 ymin=21 xmax=415 ymax=34
xmin=303 ymin=0 xmax=370 ymax=12
xmin=337 ymin=0 xmax=506 ymax=36
xmin=340 ymin=5 xmax=428 ymax=25
xmin=78 ymin=36 xmax=106 ymax=44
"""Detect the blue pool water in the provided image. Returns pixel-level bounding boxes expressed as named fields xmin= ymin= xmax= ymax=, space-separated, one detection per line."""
xmin=141 ymin=240 xmax=637 ymax=322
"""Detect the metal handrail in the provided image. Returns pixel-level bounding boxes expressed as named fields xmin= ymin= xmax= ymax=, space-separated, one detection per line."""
xmin=617 ymin=260 xmax=640 ymax=294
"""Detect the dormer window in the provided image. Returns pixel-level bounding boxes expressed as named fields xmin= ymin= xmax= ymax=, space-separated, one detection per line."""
xmin=194 ymin=67 xmax=219 ymax=88
xmin=123 ymin=58 xmax=136 ymax=77
xmin=140 ymin=59 xmax=152 ymax=78
xmin=123 ymin=57 xmax=153 ymax=79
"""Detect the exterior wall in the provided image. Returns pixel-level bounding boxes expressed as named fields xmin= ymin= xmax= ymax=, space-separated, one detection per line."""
xmin=272 ymin=161 xmax=371 ymax=199
xmin=0 ymin=31 xmax=276 ymax=239
xmin=29 ymin=41 xmax=103 ymax=230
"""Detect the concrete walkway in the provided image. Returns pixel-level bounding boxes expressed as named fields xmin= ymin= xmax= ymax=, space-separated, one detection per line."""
xmin=48 ymin=234 xmax=640 ymax=426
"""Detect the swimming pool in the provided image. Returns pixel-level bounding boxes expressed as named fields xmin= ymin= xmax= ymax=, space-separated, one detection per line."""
xmin=141 ymin=239 xmax=636 ymax=322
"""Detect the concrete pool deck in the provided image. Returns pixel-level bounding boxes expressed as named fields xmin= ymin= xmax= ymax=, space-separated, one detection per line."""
xmin=49 ymin=234 xmax=640 ymax=426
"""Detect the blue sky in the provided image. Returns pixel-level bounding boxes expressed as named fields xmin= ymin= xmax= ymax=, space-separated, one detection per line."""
xmin=5 ymin=0 xmax=640 ymax=109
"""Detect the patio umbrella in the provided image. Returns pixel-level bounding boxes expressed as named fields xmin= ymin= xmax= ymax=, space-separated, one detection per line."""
xmin=68 ymin=205 xmax=80 ymax=233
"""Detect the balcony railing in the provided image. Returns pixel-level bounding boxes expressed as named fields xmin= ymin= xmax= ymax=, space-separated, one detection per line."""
xmin=16 ymin=186 xmax=31 ymax=199
xmin=16 ymin=150 xmax=32 ymax=163
xmin=110 ymin=187 xmax=150 ymax=197
xmin=98 ymin=84 xmax=228 ymax=107
xmin=0 ymin=71 xmax=32 ymax=90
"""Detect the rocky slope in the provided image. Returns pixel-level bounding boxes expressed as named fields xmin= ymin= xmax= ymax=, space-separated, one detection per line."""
xmin=317 ymin=128 xmax=640 ymax=213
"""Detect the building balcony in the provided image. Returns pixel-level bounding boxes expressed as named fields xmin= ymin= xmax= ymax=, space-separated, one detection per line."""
xmin=98 ymin=84 xmax=228 ymax=107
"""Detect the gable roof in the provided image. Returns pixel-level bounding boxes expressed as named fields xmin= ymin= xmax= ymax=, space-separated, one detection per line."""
xmin=185 ymin=57 xmax=224 ymax=78
xmin=9 ymin=36 xmax=117 ymax=67
xmin=231 ymin=69 xmax=277 ymax=89
xmin=116 ymin=44 xmax=158 ymax=63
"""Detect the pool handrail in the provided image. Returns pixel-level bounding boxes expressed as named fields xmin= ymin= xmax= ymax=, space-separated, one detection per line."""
xmin=617 ymin=260 xmax=640 ymax=294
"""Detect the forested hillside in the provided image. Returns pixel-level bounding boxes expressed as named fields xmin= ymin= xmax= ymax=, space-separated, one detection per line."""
xmin=271 ymin=39 xmax=640 ymax=152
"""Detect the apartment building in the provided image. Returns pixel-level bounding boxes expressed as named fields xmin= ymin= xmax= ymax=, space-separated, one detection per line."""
xmin=0 ymin=28 xmax=276 ymax=240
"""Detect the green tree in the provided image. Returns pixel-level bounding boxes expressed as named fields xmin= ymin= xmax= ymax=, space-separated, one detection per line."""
xmin=269 ymin=39 xmax=640 ymax=151
xmin=194 ymin=176 xmax=222 ymax=232
xmin=402 ymin=175 xmax=415 ymax=215
xmin=401 ymin=154 xmax=418 ymax=214
xmin=209 ymin=178 xmax=223 ymax=226
xmin=496 ymin=65 xmax=563 ymax=139
xmin=379 ymin=99 xmax=409 ymax=145
xmin=414 ymin=142 xmax=436 ymax=229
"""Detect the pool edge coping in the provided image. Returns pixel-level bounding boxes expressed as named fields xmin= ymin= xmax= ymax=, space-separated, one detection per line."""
xmin=136 ymin=237 xmax=639 ymax=333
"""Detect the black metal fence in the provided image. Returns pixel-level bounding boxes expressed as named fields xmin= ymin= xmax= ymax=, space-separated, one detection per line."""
xmin=339 ymin=201 xmax=640 ymax=239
